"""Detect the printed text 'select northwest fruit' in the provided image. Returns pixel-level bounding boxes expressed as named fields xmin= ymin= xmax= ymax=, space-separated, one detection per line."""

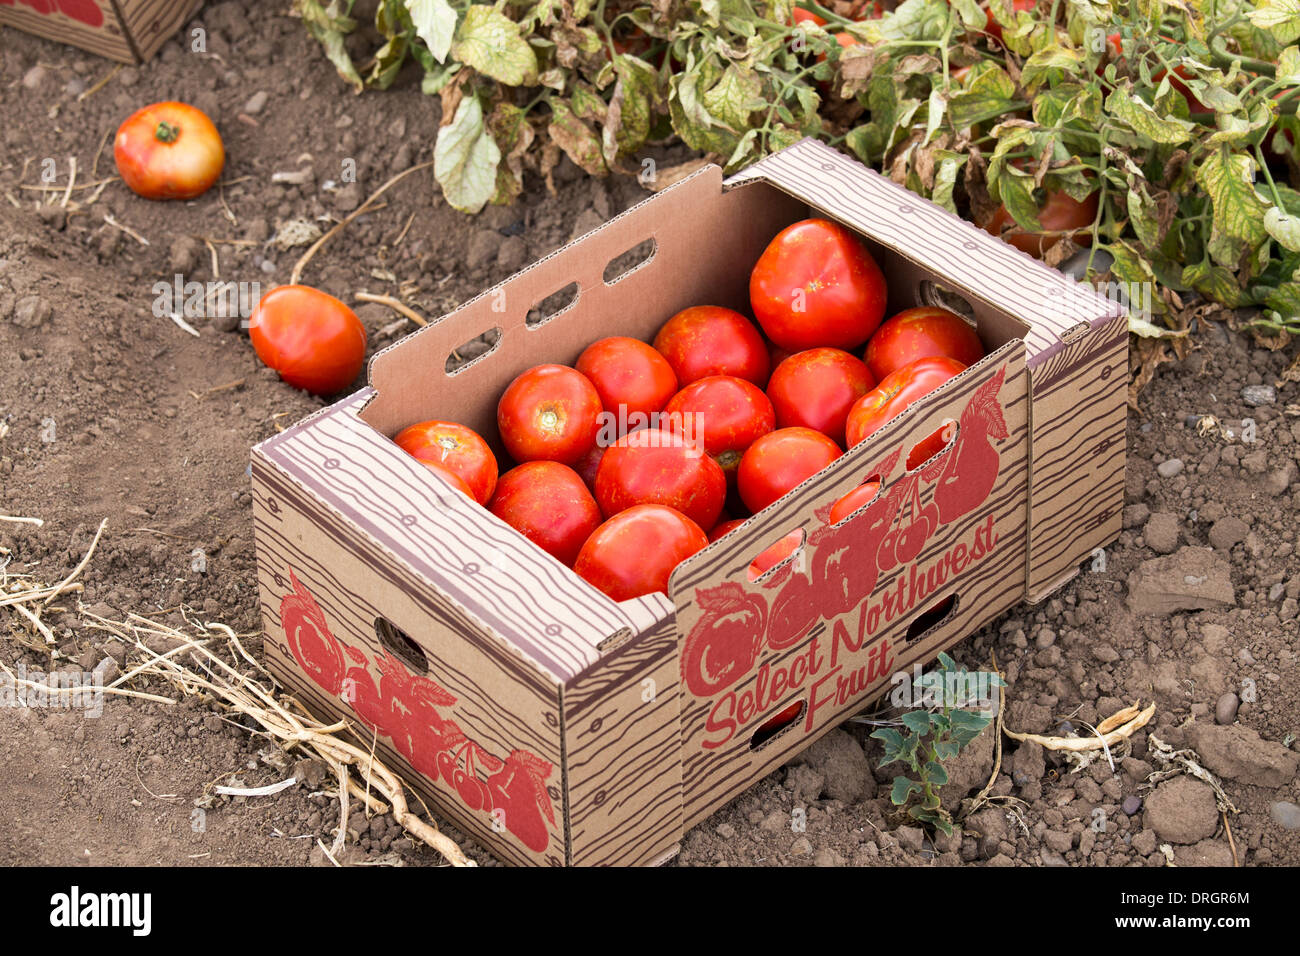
xmin=575 ymin=336 xmax=678 ymax=421
xmin=864 ymin=307 xmax=985 ymax=382
xmin=497 ymin=364 xmax=603 ymax=465
xmin=113 ymin=101 xmax=225 ymax=200
xmin=248 ymin=285 xmax=367 ymax=397
xmin=737 ymin=427 xmax=843 ymax=514
xmin=595 ymin=428 xmax=727 ymax=531
xmin=574 ymin=505 xmax=709 ymax=600
xmin=653 ymin=306 xmax=771 ymax=387
xmin=488 ymin=462 xmax=603 ymax=568
xmin=846 ymin=355 xmax=966 ymax=467
xmin=393 ymin=420 xmax=499 ymax=505
xmin=749 ymin=218 xmax=888 ymax=352
xmin=766 ymin=348 xmax=875 ymax=447
xmin=662 ymin=375 xmax=775 ymax=481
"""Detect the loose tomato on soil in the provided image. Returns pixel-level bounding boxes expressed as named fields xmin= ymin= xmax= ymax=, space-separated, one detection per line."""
xmin=653 ymin=306 xmax=771 ymax=387
xmin=497 ymin=364 xmax=603 ymax=465
xmin=574 ymin=504 xmax=709 ymax=600
xmin=864 ymin=307 xmax=984 ymax=382
xmin=981 ymin=188 xmax=1099 ymax=258
xmin=766 ymin=347 xmax=874 ymax=447
xmin=113 ymin=101 xmax=225 ymax=200
xmin=845 ymin=356 xmax=965 ymax=466
xmin=575 ymin=336 xmax=678 ymax=422
xmin=737 ymin=427 xmax=843 ymax=514
xmin=750 ymin=218 xmax=888 ymax=352
xmin=393 ymin=420 xmax=499 ymax=505
xmin=595 ymin=427 xmax=727 ymax=531
xmin=248 ymin=285 xmax=367 ymax=397
xmin=488 ymin=461 xmax=603 ymax=567
xmin=663 ymin=375 xmax=775 ymax=482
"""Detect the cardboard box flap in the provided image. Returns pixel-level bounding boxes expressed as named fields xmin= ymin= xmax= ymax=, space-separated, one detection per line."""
xmin=725 ymin=138 xmax=1122 ymax=366
xmin=255 ymin=393 xmax=670 ymax=684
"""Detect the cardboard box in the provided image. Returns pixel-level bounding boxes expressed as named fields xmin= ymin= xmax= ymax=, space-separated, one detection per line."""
xmin=0 ymin=0 xmax=202 ymax=64
xmin=250 ymin=138 xmax=1126 ymax=866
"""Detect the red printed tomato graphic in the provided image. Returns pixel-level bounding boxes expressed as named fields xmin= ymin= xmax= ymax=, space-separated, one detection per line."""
xmin=486 ymin=751 xmax=558 ymax=853
xmin=280 ymin=569 xmax=346 ymax=695
xmin=2 ymin=1 xmax=104 ymax=28
xmin=680 ymin=581 xmax=768 ymax=697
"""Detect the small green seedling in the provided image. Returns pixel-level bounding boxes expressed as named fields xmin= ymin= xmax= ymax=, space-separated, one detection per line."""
xmin=871 ymin=652 xmax=1003 ymax=836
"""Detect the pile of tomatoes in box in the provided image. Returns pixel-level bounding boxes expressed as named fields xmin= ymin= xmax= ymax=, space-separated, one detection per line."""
xmin=400 ymin=218 xmax=986 ymax=602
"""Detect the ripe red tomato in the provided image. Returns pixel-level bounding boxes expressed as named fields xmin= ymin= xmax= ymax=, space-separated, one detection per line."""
xmin=791 ymin=7 xmax=826 ymax=26
xmin=662 ymin=375 xmax=775 ymax=481
xmin=575 ymin=336 xmax=678 ymax=422
xmin=981 ymin=188 xmax=1099 ymax=258
xmin=708 ymin=518 xmax=746 ymax=542
xmin=766 ymin=348 xmax=875 ymax=447
xmin=573 ymin=444 xmax=605 ymax=494
xmin=845 ymin=356 xmax=965 ymax=466
xmin=113 ymin=101 xmax=225 ymax=200
xmin=419 ymin=461 xmax=474 ymax=498
xmin=653 ymin=306 xmax=771 ymax=387
xmin=828 ymin=480 xmax=882 ymax=524
xmin=574 ymin=505 xmax=709 ymax=600
xmin=737 ymin=427 xmax=843 ymax=513
xmin=750 ymin=218 xmax=888 ymax=352
xmin=497 ymin=365 xmax=603 ymax=465
xmin=393 ymin=420 xmax=499 ymax=505
xmin=488 ymin=461 xmax=603 ymax=567
xmin=248 ymin=285 xmax=367 ymax=396
xmin=595 ymin=428 xmax=727 ymax=531
xmin=864 ymin=307 xmax=985 ymax=382
xmin=747 ymin=530 xmax=804 ymax=581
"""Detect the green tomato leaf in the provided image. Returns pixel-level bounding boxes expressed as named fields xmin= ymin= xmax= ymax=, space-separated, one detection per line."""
xmin=1195 ymin=146 xmax=1270 ymax=248
xmin=452 ymin=5 xmax=539 ymax=86
xmin=406 ymin=0 xmax=458 ymax=63
xmin=1248 ymin=0 xmax=1300 ymax=44
xmin=296 ymin=0 xmax=363 ymax=93
xmin=923 ymin=760 xmax=950 ymax=787
xmin=901 ymin=711 xmax=933 ymax=734
xmin=1265 ymin=205 xmax=1300 ymax=253
xmin=931 ymin=151 xmax=966 ymax=213
xmin=1021 ymin=43 xmax=1085 ymax=91
xmin=1105 ymin=85 xmax=1196 ymax=144
xmin=890 ymin=775 xmax=922 ymax=806
xmin=434 ymin=95 xmax=502 ymax=214
xmin=1279 ymin=46 xmax=1300 ymax=84
xmin=1182 ymin=261 xmax=1249 ymax=307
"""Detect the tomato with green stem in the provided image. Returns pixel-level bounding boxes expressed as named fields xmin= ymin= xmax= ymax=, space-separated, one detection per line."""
xmin=662 ymin=375 xmax=775 ymax=485
xmin=394 ymin=420 xmax=499 ymax=505
xmin=114 ymin=101 xmax=225 ymax=200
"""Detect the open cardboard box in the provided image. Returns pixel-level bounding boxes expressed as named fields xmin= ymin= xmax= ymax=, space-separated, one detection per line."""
xmin=250 ymin=138 xmax=1126 ymax=866
xmin=0 ymin=0 xmax=201 ymax=64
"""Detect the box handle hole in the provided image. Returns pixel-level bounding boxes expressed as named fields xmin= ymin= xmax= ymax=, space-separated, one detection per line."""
xmin=750 ymin=699 xmax=806 ymax=750
xmin=830 ymin=474 xmax=883 ymax=526
xmin=374 ymin=617 xmax=429 ymax=674
xmin=905 ymin=593 xmax=958 ymax=641
xmin=917 ymin=279 xmax=976 ymax=321
xmin=445 ymin=327 xmax=502 ymax=375
xmin=746 ymin=529 xmax=806 ymax=582
xmin=526 ymin=282 xmax=579 ymax=329
xmin=602 ymin=238 xmax=657 ymax=285
xmin=906 ymin=419 xmax=958 ymax=471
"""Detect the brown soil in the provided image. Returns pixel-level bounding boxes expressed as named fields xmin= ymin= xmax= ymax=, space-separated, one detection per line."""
xmin=2 ymin=0 xmax=1297 ymax=868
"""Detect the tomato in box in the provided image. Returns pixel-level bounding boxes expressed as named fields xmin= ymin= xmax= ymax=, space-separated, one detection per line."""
xmin=653 ymin=306 xmax=770 ymax=387
xmin=766 ymin=347 xmax=874 ymax=447
xmin=394 ymin=420 xmax=499 ymax=505
xmin=497 ymin=364 xmax=603 ymax=465
xmin=489 ymin=461 xmax=603 ymax=568
xmin=737 ymin=426 xmax=842 ymax=513
xmin=663 ymin=375 xmax=775 ymax=483
xmin=576 ymin=336 xmax=678 ymax=422
xmin=846 ymin=355 xmax=965 ymax=467
xmin=864 ymin=307 xmax=984 ymax=382
xmin=574 ymin=505 xmax=709 ymax=600
xmin=595 ymin=427 xmax=727 ymax=530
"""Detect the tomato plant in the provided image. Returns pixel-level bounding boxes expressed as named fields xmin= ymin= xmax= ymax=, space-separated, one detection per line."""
xmin=750 ymin=219 xmax=888 ymax=352
xmin=737 ymin=426 xmax=843 ymax=514
xmin=497 ymin=364 xmax=603 ymax=465
xmin=595 ymin=427 xmax=727 ymax=531
xmin=864 ymin=307 xmax=985 ymax=382
xmin=488 ymin=461 xmax=603 ymax=567
xmin=575 ymin=336 xmax=678 ymax=421
xmin=393 ymin=419 xmax=499 ymax=505
xmin=574 ymin=504 xmax=709 ymax=600
xmin=980 ymin=189 xmax=1099 ymax=259
xmin=653 ymin=306 xmax=771 ymax=388
xmin=845 ymin=356 xmax=965 ymax=466
xmin=248 ymin=285 xmax=367 ymax=397
xmin=766 ymin=347 xmax=874 ymax=447
xmin=662 ymin=375 xmax=775 ymax=482
xmin=113 ymin=101 xmax=225 ymax=200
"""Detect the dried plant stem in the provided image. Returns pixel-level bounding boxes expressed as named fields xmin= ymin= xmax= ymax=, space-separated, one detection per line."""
xmin=354 ymin=292 xmax=429 ymax=327
xmin=1005 ymin=701 xmax=1155 ymax=752
xmin=291 ymin=161 xmax=433 ymax=285
xmin=44 ymin=518 xmax=107 ymax=607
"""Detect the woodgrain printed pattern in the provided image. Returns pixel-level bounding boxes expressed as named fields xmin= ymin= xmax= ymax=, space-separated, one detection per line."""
xmin=251 ymin=465 xmax=569 ymax=866
xmin=562 ymin=619 xmax=684 ymax=866
xmin=1025 ymin=312 xmax=1127 ymax=600
xmin=726 ymin=139 xmax=1110 ymax=359
xmin=121 ymin=0 xmax=200 ymax=61
xmin=673 ymin=352 xmax=1030 ymax=824
xmin=0 ymin=3 xmax=133 ymax=61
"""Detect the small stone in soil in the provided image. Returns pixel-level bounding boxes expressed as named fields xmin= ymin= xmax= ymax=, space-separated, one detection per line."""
xmin=1215 ymin=692 xmax=1239 ymax=725
xmin=1241 ymin=385 xmax=1276 ymax=407
xmin=1270 ymin=802 xmax=1300 ymax=830
xmin=1122 ymin=795 xmax=1142 ymax=815
xmin=1156 ymin=458 xmax=1184 ymax=478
